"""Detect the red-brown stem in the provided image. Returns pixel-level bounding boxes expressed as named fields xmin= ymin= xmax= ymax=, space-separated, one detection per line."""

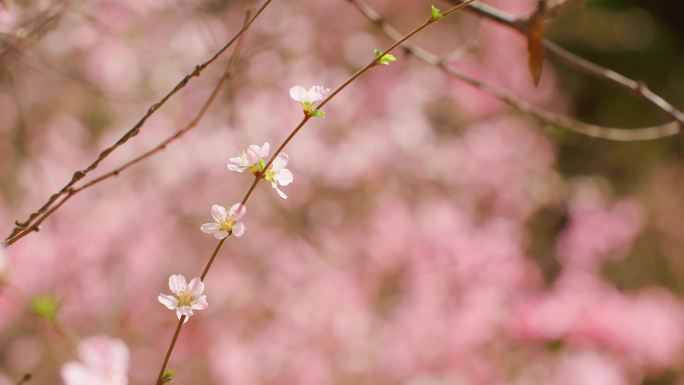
xmin=151 ymin=1 xmax=477 ymax=382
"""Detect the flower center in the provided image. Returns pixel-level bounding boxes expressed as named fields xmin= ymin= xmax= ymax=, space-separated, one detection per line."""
xmin=177 ymin=291 xmax=196 ymax=307
xmin=219 ymin=219 xmax=237 ymax=233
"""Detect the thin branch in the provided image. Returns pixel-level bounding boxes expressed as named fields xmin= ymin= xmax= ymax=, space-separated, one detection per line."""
xmin=15 ymin=374 xmax=32 ymax=385
xmin=349 ymin=0 xmax=679 ymax=141
xmin=5 ymin=0 xmax=274 ymax=243
xmin=151 ymin=1 xmax=478 ymax=383
xmin=444 ymin=0 xmax=684 ymax=130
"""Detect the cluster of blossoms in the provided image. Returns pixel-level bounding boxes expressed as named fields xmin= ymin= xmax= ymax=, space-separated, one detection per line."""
xmin=157 ymin=86 xmax=328 ymax=321
xmin=227 ymin=142 xmax=293 ymax=199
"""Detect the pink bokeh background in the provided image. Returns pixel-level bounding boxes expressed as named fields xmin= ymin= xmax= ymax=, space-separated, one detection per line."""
xmin=1 ymin=0 xmax=683 ymax=384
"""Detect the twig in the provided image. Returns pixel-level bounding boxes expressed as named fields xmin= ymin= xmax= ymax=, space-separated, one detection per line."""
xmin=444 ymin=0 xmax=684 ymax=131
xmin=349 ymin=0 xmax=679 ymax=141
xmin=5 ymin=0 xmax=274 ymax=243
xmin=152 ymin=2 xmax=478 ymax=383
xmin=15 ymin=374 xmax=32 ymax=385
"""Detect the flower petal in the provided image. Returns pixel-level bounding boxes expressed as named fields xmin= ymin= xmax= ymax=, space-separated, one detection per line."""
xmin=275 ymin=168 xmax=293 ymax=186
xmin=200 ymin=223 xmax=219 ymax=234
xmin=273 ymin=184 xmax=288 ymax=199
xmin=260 ymin=142 xmax=270 ymax=158
xmin=211 ymin=204 xmax=228 ymax=223
xmin=213 ymin=230 xmax=229 ymax=240
xmin=228 ymin=203 xmax=247 ymax=220
xmin=158 ymin=294 xmax=178 ymax=310
xmin=188 ymin=278 xmax=204 ymax=297
xmin=61 ymin=362 xmax=95 ymax=385
xmin=272 ymin=153 xmax=289 ymax=170
xmin=169 ymin=274 xmax=187 ymax=295
xmin=289 ymin=85 xmax=307 ymax=102
xmin=191 ymin=295 xmax=208 ymax=310
xmin=232 ymin=222 xmax=245 ymax=237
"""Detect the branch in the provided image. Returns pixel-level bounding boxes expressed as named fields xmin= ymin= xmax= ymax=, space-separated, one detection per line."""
xmin=349 ymin=0 xmax=679 ymax=141
xmin=5 ymin=0 xmax=273 ymax=242
xmin=152 ymin=2 xmax=479 ymax=383
xmin=444 ymin=0 xmax=684 ymax=130
xmin=4 ymin=7 xmax=252 ymax=247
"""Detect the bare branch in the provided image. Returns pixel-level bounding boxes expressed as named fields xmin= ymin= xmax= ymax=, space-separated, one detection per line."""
xmin=4 ymin=9 xmax=251 ymax=247
xmin=349 ymin=0 xmax=679 ymax=141
xmin=444 ymin=0 xmax=684 ymax=129
xmin=5 ymin=0 xmax=274 ymax=243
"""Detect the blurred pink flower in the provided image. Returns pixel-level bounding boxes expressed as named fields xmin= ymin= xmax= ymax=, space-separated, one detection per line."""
xmin=60 ymin=336 xmax=129 ymax=385
xmin=200 ymin=203 xmax=246 ymax=239
xmin=158 ymin=274 xmax=208 ymax=322
xmin=557 ymin=198 xmax=645 ymax=271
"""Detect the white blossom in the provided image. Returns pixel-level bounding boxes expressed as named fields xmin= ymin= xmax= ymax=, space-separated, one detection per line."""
xmin=158 ymin=274 xmax=208 ymax=322
xmin=61 ymin=336 xmax=129 ymax=385
xmin=289 ymin=85 xmax=330 ymax=112
xmin=264 ymin=153 xmax=293 ymax=199
xmin=200 ymin=203 xmax=246 ymax=239
xmin=227 ymin=142 xmax=269 ymax=173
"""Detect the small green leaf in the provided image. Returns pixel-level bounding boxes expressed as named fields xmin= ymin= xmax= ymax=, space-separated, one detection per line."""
xmin=310 ymin=109 xmax=326 ymax=118
xmin=161 ymin=370 xmax=175 ymax=383
xmin=431 ymin=5 xmax=443 ymax=20
xmin=30 ymin=295 xmax=59 ymax=322
xmin=373 ymin=49 xmax=397 ymax=66
xmin=379 ymin=53 xmax=397 ymax=65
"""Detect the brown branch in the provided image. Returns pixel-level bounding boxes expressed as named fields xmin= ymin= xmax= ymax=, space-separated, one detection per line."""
xmin=151 ymin=1 xmax=478 ymax=383
xmin=4 ymin=6 xmax=253 ymax=247
xmin=349 ymin=0 xmax=679 ymax=141
xmin=444 ymin=0 xmax=684 ymax=130
xmin=15 ymin=374 xmax=32 ymax=385
xmin=5 ymin=0 xmax=273 ymax=243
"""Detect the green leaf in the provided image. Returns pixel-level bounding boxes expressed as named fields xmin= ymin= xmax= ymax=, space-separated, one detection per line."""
xmin=379 ymin=53 xmax=397 ymax=65
xmin=431 ymin=5 xmax=443 ymax=20
xmin=373 ymin=49 xmax=397 ymax=66
xmin=311 ymin=109 xmax=326 ymax=118
xmin=30 ymin=295 xmax=59 ymax=321
xmin=161 ymin=370 xmax=175 ymax=383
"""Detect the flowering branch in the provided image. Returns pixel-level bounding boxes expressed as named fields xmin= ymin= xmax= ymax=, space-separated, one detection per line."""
xmin=444 ymin=0 xmax=684 ymax=133
xmin=152 ymin=1 xmax=478 ymax=383
xmin=349 ymin=0 xmax=680 ymax=141
xmin=4 ymin=0 xmax=274 ymax=243
xmin=3 ymin=6 xmax=255 ymax=247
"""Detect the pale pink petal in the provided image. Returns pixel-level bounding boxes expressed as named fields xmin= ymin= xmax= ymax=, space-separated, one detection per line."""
xmin=187 ymin=278 xmax=204 ymax=297
xmin=260 ymin=142 xmax=270 ymax=158
xmin=232 ymin=222 xmax=245 ymax=237
xmin=289 ymin=85 xmax=307 ymax=102
xmin=191 ymin=295 xmax=208 ymax=310
xmin=275 ymin=168 xmax=293 ymax=186
xmin=169 ymin=274 xmax=187 ymax=295
xmin=61 ymin=362 xmax=94 ymax=385
xmin=229 ymin=203 xmax=247 ymax=220
xmin=200 ymin=223 xmax=219 ymax=234
xmin=272 ymin=153 xmax=289 ymax=170
xmin=210 ymin=204 xmax=228 ymax=223
xmin=213 ymin=230 xmax=229 ymax=240
xmin=158 ymin=294 xmax=178 ymax=310
xmin=273 ymin=183 xmax=288 ymax=199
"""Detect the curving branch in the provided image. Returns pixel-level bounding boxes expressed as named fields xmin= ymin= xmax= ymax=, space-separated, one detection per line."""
xmin=4 ymin=9 xmax=252 ymax=247
xmin=348 ymin=0 xmax=679 ymax=141
xmin=5 ymin=0 xmax=274 ymax=243
xmin=152 ymin=2 xmax=480 ymax=383
xmin=444 ymin=0 xmax=684 ymax=132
